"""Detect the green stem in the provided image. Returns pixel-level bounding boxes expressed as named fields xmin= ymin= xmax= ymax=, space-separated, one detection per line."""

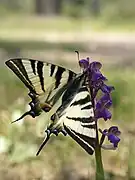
xmin=95 ymin=127 xmax=105 ymax=180
xmin=87 ymin=71 xmax=105 ymax=180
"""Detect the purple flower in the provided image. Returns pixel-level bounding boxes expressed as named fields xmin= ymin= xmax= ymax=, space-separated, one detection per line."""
xmin=88 ymin=61 xmax=114 ymax=120
xmin=95 ymin=108 xmax=112 ymax=120
xmin=89 ymin=62 xmax=107 ymax=83
xmin=100 ymin=126 xmax=121 ymax=149
xmin=92 ymin=80 xmax=114 ymax=93
xmin=79 ymin=58 xmax=89 ymax=69
xmin=89 ymin=61 xmax=102 ymax=71
xmin=101 ymin=84 xmax=115 ymax=94
xmin=92 ymin=71 xmax=107 ymax=82
xmin=95 ymin=93 xmax=112 ymax=120
xmin=108 ymin=134 xmax=120 ymax=148
xmin=96 ymin=93 xmax=112 ymax=109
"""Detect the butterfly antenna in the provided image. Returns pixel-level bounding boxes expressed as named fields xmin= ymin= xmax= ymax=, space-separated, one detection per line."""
xmin=75 ymin=50 xmax=80 ymax=61
xmin=75 ymin=50 xmax=82 ymax=71
xmin=36 ymin=130 xmax=51 ymax=156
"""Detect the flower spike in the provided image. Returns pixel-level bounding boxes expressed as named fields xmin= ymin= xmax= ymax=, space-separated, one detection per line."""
xmin=79 ymin=55 xmax=121 ymax=150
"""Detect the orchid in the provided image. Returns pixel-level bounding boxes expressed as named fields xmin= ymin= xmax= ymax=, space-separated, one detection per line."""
xmin=79 ymin=56 xmax=121 ymax=180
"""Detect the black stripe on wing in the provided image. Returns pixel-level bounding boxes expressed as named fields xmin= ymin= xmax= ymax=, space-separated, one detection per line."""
xmin=12 ymin=59 xmax=33 ymax=85
xmin=55 ymin=67 xmax=65 ymax=89
xmin=66 ymin=116 xmax=95 ymax=123
xmin=69 ymin=86 xmax=91 ymax=107
xmin=30 ymin=59 xmax=36 ymax=75
xmin=50 ymin=64 xmax=55 ymax=76
xmin=67 ymin=71 xmax=75 ymax=83
xmin=78 ymin=86 xmax=88 ymax=92
xmin=64 ymin=125 xmax=96 ymax=155
xmin=81 ymin=104 xmax=93 ymax=110
xmin=81 ymin=124 xmax=96 ymax=129
xmin=70 ymin=95 xmax=90 ymax=106
xmin=37 ymin=61 xmax=45 ymax=92
xmin=5 ymin=60 xmax=36 ymax=93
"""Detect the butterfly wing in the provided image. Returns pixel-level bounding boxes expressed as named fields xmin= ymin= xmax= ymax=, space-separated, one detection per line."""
xmin=5 ymin=58 xmax=76 ymax=122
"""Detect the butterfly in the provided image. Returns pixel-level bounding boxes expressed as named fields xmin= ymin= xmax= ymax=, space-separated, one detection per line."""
xmin=5 ymin=58 xmax=96 ymax=156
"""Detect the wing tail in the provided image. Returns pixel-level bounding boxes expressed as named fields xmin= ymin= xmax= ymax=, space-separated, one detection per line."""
xmin=36 ymin=129 xmax=51 ymax=156
xmin=11 ymin=111 xmax=34 ymax=123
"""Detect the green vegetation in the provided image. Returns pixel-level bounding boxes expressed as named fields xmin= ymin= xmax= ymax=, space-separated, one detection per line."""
xmin=0 ymin=0 xmax=135 ymax=32
xmin=0 ymin=15 xmax=135 ymax=34
xmin=106 ymin=68 xmax=135 ymax=123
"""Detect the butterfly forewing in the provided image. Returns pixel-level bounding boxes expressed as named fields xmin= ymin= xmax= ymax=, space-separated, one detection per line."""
xmin=5 ymin=58 xmax=76 ymax=107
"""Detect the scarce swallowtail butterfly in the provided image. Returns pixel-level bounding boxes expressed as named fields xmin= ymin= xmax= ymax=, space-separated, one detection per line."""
xmin=5 ymin=58 xmax=96 ymax=156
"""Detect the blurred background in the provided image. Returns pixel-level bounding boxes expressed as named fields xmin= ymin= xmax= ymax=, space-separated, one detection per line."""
xmin=0 ymin=0 xmax=135 ymax=179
